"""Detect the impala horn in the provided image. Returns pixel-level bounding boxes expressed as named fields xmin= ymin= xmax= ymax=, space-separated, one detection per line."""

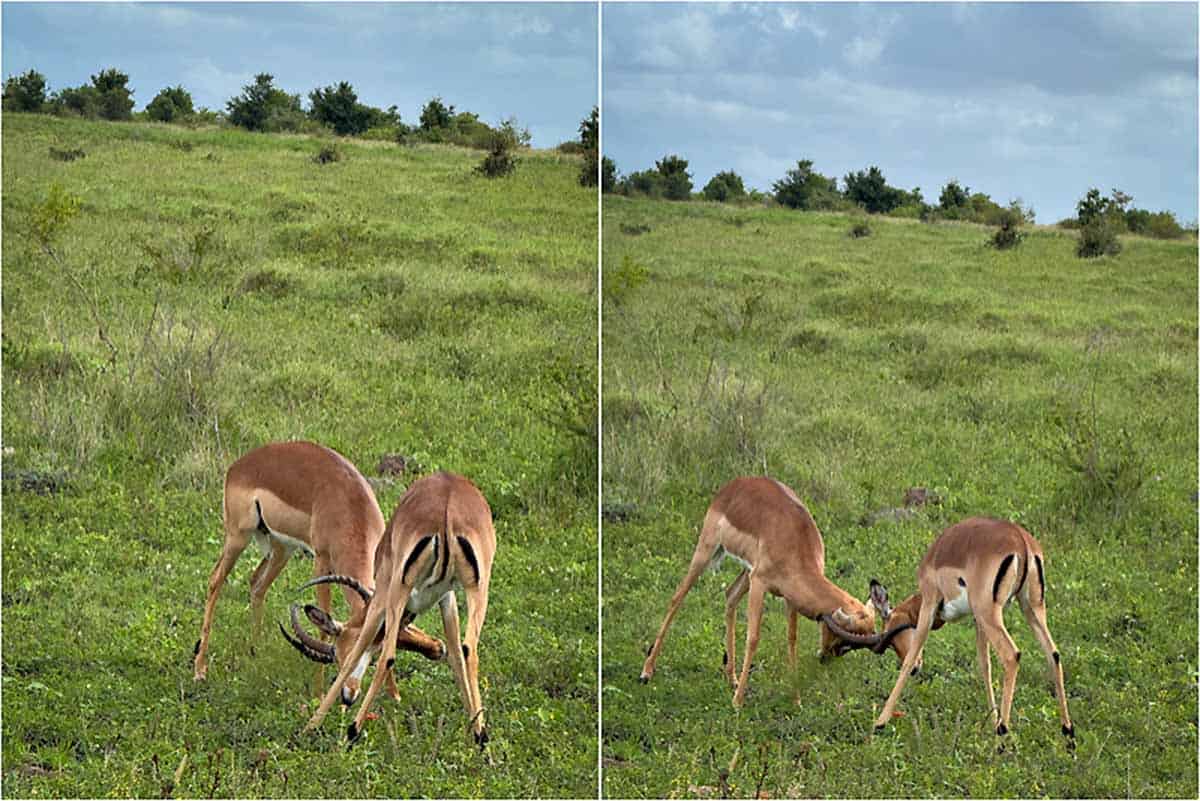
xmin=279 ymin=604 xmax=335 ymax=663
xmin=819 ymin=613 xmax=916 ymax=654
xmin=300 ymin=574 xmax=373 ymax=604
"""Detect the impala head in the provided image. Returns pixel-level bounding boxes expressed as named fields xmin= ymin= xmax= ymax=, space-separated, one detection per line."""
xmin=277 ymin=574 xmax=378 ymax=704
xmin=819 ymin=579 xmax=916 ymax=661
xmin=871 ymin=589 xmax=923 ymax=671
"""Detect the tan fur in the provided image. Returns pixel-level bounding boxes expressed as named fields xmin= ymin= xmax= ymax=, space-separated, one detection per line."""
xmin=193 ymin=442 xmax=442 ymax=703
xmin=873 ymin=518 xmax=1073 ymax=739
xmin=639 ymin=477 xmax=878 ymax=707
xmin=304 ymin=472 xmax=496 ymax=746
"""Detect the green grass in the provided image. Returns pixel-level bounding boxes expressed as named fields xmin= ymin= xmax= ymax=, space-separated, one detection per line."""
xmin=601 ymin=196 xmax=1197 ymax=797
xmin=2 ymin=113 xmax=597 ymax=797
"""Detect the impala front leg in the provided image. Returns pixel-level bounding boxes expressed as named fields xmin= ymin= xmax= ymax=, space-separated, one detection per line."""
xmin=875 ymin=594 xmax=939 ymax=729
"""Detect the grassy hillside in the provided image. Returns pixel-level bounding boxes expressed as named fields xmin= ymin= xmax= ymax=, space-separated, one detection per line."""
xmin=601 ymin=196 xmax=1196 ymax=797
xmin=2 ymin=113 xmax=597 ymax=797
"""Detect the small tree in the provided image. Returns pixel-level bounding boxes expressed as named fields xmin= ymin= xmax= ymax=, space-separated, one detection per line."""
xmin=772 ymin=160 xmax=837 ymax=210
xmin=420 ymin=96 xmax=455 ymax=131
xmin=308 ymin=81 xmax=373 ymax=136
xmin=90 ymin=68 xmax=134 ymax=120
xmin=938 ymin=179 xmax=970 ymax=212
xmin=1076 ymin=188 xmax=1109 ymax=226
xmin=475 ymin=134 xmax=516 ymax=178
xmin=1077 ymin=219 xmax=1121 ymax=258
xmin=580 ymin=106 xmax=598 ymax=152
xmin=226 ymin=73 xmax=302 ymax=132
xmin=702 ymin=170 xmax=746 ymax=203
xmin=843 ymin=165 xmax=903 ymax=214
xmin=989 ymin=208 xmax=1025 ymax=250
xmin=146 ymin=85 xmax=194 ymax=123
xmin=655 ymin=155 xmax=692 ymax=200
xmin=3 ymin=69 xmax=47 ymax=112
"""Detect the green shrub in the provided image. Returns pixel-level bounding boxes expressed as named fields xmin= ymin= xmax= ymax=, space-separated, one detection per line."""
xmin=1143 ymin=210 xmax=1184 ymax=240
xmin=988 ymin=208 xmax=1025 ymax=250
xmin=419 ymin=96 xmax=454 ymax=131
xmin=308 ymin=81 xmax=373 ymax=136
xmin=475 ymin=136 xmax=516 ymax=178
xmin=848 ymin=217 xmax=872 ymax=238
xmin=3 ymin=69 xmax=47 ymax=112
xmin=772 ymin=159 xmax=839 ymax=210
xmin=48 ymin=147 xmax=86 ymax=162
xmin=226 ymin=73 xmax=303 ymax=132
xmin=843 ymin=165 xmax=904 ymax=213
xmin=146 ymin=85 xmax=193 ymax=123
xmin=655 ymin=155 xmax=692 ymax=200
xmin=702 ymin=170 xmax=746 ymax=203
xmin=1077 ymin=219 xmax=1122 ymax=258
xmin=604 ymin=254 xmax=648 ymax=307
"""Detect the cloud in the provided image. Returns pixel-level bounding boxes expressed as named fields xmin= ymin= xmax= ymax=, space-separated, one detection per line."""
xmin=843 ymin=35 xmax=885 ymax=68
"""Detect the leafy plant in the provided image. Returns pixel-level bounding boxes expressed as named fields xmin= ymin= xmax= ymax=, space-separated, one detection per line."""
xmin=474 ymin=136 xmax=516 ymax=178
xmin=146 ymin=85 xmax=194 ymax=123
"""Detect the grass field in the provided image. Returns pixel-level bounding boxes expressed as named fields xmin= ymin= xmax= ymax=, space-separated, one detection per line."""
xmin=601 ymin=196 xmax=1197 ymax=797
xmin=2 ymin=113 xmax=597 ymax=798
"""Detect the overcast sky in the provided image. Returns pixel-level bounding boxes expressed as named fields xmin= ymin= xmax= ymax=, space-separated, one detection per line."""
xmin=603 ymin=3 xmax=1198 ymax=224
xmin=2 ymin=2 xmax=597 ymax=149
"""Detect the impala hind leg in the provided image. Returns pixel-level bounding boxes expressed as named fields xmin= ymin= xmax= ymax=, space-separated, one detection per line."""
xmin=194 ymin=524 xmax=251 ymax=680
xmin=640 ymin=520 xmax=722 ymax=682
xmin=249 ymin=541 xmax=290 ymax=636
xmin=731 ymin=577 xmax=766 ymax=708
xmin=874 ymin=593 xmax=940 ymax=729
xmin=462 ymin=578 xmax=490 ymax=745
xmin=975 ymin=619 xmax=998 ymax=727
xmin=440 ymin=591 xmax=474 ymax=727
xmin=305 ymin=598 xmax=387 ymax=731
xmin=1019 ymin=591 xmax=1073 ymax=739
xmin=723 ymin=569 xmax=749 ymax=686
xmin=349 ymin=580 xmax=415 ymax=744
xmin=975 ymin=603 xmax=1020 ymax=735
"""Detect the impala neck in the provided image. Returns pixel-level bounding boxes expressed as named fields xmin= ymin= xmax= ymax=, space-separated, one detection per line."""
xmin=780 ymin=572 xmax=863 ymax=620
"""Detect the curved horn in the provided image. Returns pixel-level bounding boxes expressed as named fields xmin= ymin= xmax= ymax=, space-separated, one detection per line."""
xmin=819 ymin=612 xmax=884 ymax=648
xmin=279 ymin=603 xmax=335 ymax=663
xmin=871 ymin=622 xmax=916 ymax=654
xmin=300 ymin=574 xmax=372 ymax=604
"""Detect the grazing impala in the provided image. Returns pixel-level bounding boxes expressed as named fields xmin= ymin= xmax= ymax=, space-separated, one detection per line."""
xmin=638 ymin=477 xmax=911 ymax=707
xmin=869 ymin=517 xmax=1075 ymax=740
xmin=297 ymin=471 xmax=495 ymax=747
xmin=194 ymin=441 xmax=445 ymax=704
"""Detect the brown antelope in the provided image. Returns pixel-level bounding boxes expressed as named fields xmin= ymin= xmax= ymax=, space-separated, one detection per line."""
xmin=868 ymin=517 xmax=1075 ymax=740
xmin=193 ymin=441 xmax=445 ymax=704
xmin=297 ymin=471 xmax=495 ymax=746
xmin=638 ymin=477 xmax=910 ymax=706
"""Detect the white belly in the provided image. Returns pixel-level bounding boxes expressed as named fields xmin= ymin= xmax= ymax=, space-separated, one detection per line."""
xmin=940 ymin=586 xmax=972 ymax=622
xmin=407 ymin=575 xmax=458 ymax=616
xmin=253 ymin=528 xmax=314 ymax=559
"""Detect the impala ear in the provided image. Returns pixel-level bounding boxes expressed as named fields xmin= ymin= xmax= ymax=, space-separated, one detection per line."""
xmin=304 ymin=604 xmax=343 ymax=636
xmin=869 ymin=579 xmax=891 ymax=621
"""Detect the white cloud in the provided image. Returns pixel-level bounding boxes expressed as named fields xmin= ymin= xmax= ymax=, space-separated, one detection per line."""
xmin=843 ymin=35 xmax=885 ymax=68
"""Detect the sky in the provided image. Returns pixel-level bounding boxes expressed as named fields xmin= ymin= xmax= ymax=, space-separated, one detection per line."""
xmin=1 ymin=2 xmax=597 ymax=149
xmin=603 ymin=3 xmax=1198 ymax=224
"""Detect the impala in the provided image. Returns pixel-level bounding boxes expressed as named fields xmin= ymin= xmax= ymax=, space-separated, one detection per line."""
xmin=638 ymin=476 xmax=911 ymax=707
xmin=869 ymin=517 xmax=1074 ymax=740
xmin=296 ymin=471 xmax=496 ymax=746
xmin=193 ymin=441 xmax=445 ymax=704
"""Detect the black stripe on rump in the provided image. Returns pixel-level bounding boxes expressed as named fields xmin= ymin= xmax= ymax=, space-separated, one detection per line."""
xmin=436 ymin=530 xmax=451 ymax=584
xmin=992 ymin=554 xmax=1015 ymax=602
xmin=402 ymin=536 xmax=435 ymax=584
xmin=255 ymin=499 xmax=270 ymax=533
xmin=1035 ymin=555 xmax=1045 ymax=601
xmin=457 ymin=535 xmax=481 ymax=585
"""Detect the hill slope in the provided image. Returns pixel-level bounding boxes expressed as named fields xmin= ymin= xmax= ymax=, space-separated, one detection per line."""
xmin=602 ymin=195 xmax=1197 ymax=797
xmin=2 ymin=114 xmax=597 ymax=797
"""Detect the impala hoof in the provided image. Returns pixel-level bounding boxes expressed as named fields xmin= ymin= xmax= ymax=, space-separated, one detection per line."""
xmin=340 ymin=687 xmax=356 ymax=706
xmin=346 ymin=722 xmax=362 ymax=747
xmin=873 ymin=723 xmax=886 ymax=733
xmin=1063 ymin=724 xmax=1075 ymax=738
xmin=474 ymin=727 xmax=490 ymax=749
xmin=996 ymin=723 xmax=1008 ymax=736
xmin=638 ymin=673 xmax=650 ymax=684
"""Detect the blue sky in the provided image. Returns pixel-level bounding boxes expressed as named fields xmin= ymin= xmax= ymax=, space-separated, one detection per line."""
xmin=2 ymin=2 xmax=597 ymax=149
xmin=603 ymin=3 xmax=1198 ymax=223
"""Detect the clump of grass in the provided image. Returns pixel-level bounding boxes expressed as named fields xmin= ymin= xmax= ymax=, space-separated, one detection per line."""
xmin=312 ymin=144 xmax=342 ymax=165
xmin=238 ymin=268 xmax=294 ymax=298
xmin=620 ymin=223 xmax=652 ymax=236
xmin=48 ymin=147 xmax=86 ymax=162
xmin=604 ymin=254 xmax=648 ymax=307
xmin=848 ymin=217 xmax=872 ymax=238
xmin=475 ymin=137 xmax=516 ymax=178
xmin=136 ymin=225 xmax=222 ymax=281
